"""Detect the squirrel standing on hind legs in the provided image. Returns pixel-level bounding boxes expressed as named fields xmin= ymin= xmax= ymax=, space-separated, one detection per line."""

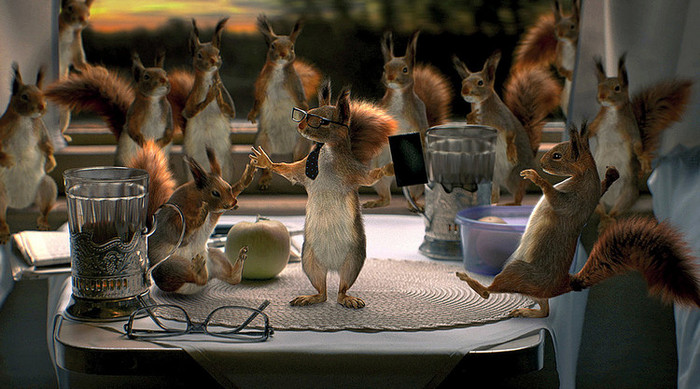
xmin=365 ymin=30 xmax=452 ymax=210
xmin=456 ymin=123 xmax=700 ymax=318
xmin=182 ymin=18 xmax=237 ymax=184
xmin=453 ymin=51 xmax=560 ymax=205
xmin=247 ymin=15 xmax=322 ymax=190
xmin=0 ymin=64 xmax=58 ymax=243
xmin=589 ymin=55 xmax=692 ymax=231
xmin=249 ymin=82 xmax=397 ymax=308
xmin=127 ymin=142 xmax=256 ymax=294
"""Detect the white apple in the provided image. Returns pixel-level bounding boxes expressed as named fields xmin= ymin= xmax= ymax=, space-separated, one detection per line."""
xmin=225 ymin=217 xmax=290 ymax=280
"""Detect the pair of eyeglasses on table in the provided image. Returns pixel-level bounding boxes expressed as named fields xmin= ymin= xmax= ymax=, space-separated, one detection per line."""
xmin=124 ymin=298 xmax=274 ymax=342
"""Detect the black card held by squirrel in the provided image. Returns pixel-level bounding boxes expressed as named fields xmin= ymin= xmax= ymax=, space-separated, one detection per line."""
xmin=389 ymin=132 xmax=428 ymax=187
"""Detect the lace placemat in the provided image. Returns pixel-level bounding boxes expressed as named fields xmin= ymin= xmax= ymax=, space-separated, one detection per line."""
xmin=150 ymin=258 xmax=533 ymax=332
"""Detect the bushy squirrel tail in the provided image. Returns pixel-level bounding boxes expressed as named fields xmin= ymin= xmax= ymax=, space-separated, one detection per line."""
xmin=413 ymin=64 xmax=453 ymax=127
xmin=166 ymin=69 xmax=195 ymax=133
xmin=44 ymin=65 xmax=133 ymax=138
xmin=570 ymin=217 xmax=700 ymax=308
xmin=126 ymin=141 xmax=176 ymax=221
xmin=503 ymin=67 xmax=561 ymax=156
xmin=348 ymin=100 xmax=398 ymax=165
xmin=512 ymin=13 xmax=558 ymax=72
xmin=293 ymin=60 xmax=323 ymax=103
xmin=632 ymin=79 xmax=693 ymax=158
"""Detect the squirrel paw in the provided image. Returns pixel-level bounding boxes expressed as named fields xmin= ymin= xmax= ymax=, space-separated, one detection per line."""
xmin=63 ymin=134 xmax=72 ymax=143
xmin=190 ymin=254 xmax=209 ymax=285
xmin=509 ymin=308 xmax=548 ymax=318
xmin=247 ymin=111 xmax=257 ymax=124
xmin=363 ymin=197 xmax=391 ymax=209
xmin=290 ymin=293 xmax=327 ymax=306
xmin=37 ymin=216 xmax=50 ymax=231
xmin=337 ymin=294 xmax=365 ymax=309
xmin=520 ymin=169 xmax=539 ymax=182
xmin=456 ymin=271 xmax=490 ymax=299
xmin=45 ymin=155 xmax=57 ymax=173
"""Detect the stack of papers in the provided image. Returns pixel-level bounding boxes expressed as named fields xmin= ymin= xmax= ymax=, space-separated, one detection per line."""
xmin=12 ymin=231 xmax=71 ymax=267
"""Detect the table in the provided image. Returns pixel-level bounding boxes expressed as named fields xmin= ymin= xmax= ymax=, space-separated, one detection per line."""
xmin=49 ymin=214 xmax=585 ymax=388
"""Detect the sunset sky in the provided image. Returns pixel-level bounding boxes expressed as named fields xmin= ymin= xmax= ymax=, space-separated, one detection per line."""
xmin=88 ymin=0 xmax=285 ymax=33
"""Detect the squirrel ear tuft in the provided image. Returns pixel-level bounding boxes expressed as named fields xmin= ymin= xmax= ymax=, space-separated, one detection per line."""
xmin=85 ymin=0 xmax=95 ymax=8
xmin=618 ymin=53 xmax=628 ymax=88
xmin=212 ymin=17 xmax=229 ymax=49
xmin=11 ymin=62 xmax=22 ymax=95
xmin=185 ymin=155 xmax=209 ymax=189
xmin=381 ymin=31 xmax=394 ymax=63
xmin=405 ymin=30 xmax=420 ymax=66
xmin=319 ymin=79 xmax=332 ymax=106
xmin=205 ymin=147 xmax=222 ymax=177
xmin=257 ymin=14 xmax=276 ymax=44
xmin=155 ymin=50 xmax=166 ymax=68
xmin=189 ymin=19 xmax=201 ymax=55
xmin=594 ymin=57 xmax=606 ymax=83
xmin=337 ymin=87 xmax=351 ymax=125
xmin=484 ymin=50 xmax=501 ymax=83
xmin=289 ymin=18 xmax=303 ymax=42
xmin=452 ymin=55 xmax=469 ymax=79
xmin=131 ymin=52 xmax=144 ymax=81
xmin=568 ymin=123 xmax=581 ymax=161
xmin=36 ymin=66 xmax=45 ymax=89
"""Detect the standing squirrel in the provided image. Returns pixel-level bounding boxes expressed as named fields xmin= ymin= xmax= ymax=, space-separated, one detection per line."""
xmin=127 ymin=141 xmax=256 ymax=294
xmin=512 ymin=0 xmax=580 ymax=116
xmin=453 ymin=51 xmax=561 ymax=205
xmin=44 ymin=52 xmax=176 ymax=166
xmin=0 ymin=64 xmax=57 ymax=243
xmin=247 ymin=14 xmax=322 ymax=190
xmin=589 ymin=55 xmax=692 ymax=230
xmin=457 ymin=123 xmax=700 ymax=318
xmin=182 ymin=18 xmax=237 ymax=184
xmin=366 ymin=30 xmax=452 ymax=209
xmin=249 ymin=82 xmax=397 ymax=308
xmin=57 ymin=0 xmax=94 ymax=140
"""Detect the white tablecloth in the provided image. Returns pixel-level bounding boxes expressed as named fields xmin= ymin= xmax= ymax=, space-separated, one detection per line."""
xmin=49 ymin=214 xmax=589 ymax=388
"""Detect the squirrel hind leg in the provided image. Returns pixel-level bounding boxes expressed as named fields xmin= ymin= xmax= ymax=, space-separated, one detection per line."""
xmin=291 ymin=250 xmax=328 ymax=306
xmin=207 ymin=246 xmax=246 ymax=285
xmin=151 ymin=255 xmax=208 ymax=293
xmin=510 ymin=298 xmax=549 ymax=318
xmin=456 ymin=272 xmax=490 ymax=299
xmin=363 ymin=176 xmax=392 ymax=209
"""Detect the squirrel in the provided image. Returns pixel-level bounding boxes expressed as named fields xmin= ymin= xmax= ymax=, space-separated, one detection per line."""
xmin=57 ymin=0 xmax=94 ymax=141
xmin=249 ymin=81 xmax=397 ymax=308
xmin=0 ymin=63 xmax=58 ymax=243
xmin=247 ymin=14 xmax=322 ymax=190
xmin=365 ymin=30 xmax=452 ymax=209
xmin=44 ymin=52 xmax=176 ymax=167
xmin=589 ymin=55 xmax=693 ymax=231
xmin=512 ymin=0 xmax=580 ymax=116
xmin=182 ymin=18 xmax=237 ymax=184
xmin=456 ymin=123 xmax=700 ymax=318
xmin=127 ymin=141 xmax=257 ymax=294
xmin=453 ymin=50 xmax=561 ymax=205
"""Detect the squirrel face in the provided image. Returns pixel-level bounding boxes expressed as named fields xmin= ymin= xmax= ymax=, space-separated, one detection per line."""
xmin=257 ymin=15 xmax=302 ymax=65
xmin=539 ymin=123 xmax=592 ymax=177
xmin=594 ymin=55 xmax=630 ymax=108
xmin=60 ymin=0 xmax=93 ymax=28
xmin=9 ymin=63 xmax=46 ymax=119
xmin=453 ymin=51 xmax=500 ymax=104
xmin=554 ymin=0 xmax=579 ymax=43
xmin=132 ymin=52 xmax=171 ymax=98
xmin=190 ymin=18 xmax=227 ymax=73
xmin=381 ymin=31 xmax=419 ymax=89
xmin=296 ymin=86 xmax=351 ymax=146
xmin=186 ymin=149 xmax=238 ymax=212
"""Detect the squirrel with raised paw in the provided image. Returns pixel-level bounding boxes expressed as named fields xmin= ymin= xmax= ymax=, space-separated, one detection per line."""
xmin=457 ymin=123 xmax=700 ymax=318
xmin=453 ymin=51 xmax=561 ymax=205
xmin=0 ymin=64 xmax=57 ymax=243
xmin=182 ymin=18 xmax=237 ymax=184
xmin=248 ymin=14 xmax=322 ymax=190
xmin=512 ymin=0 xmax=579 ymax=116
xmin=589 ymin=55 xmax=692 ymax=231
xmin=44 ymin=52 xmax=178 ymax=166
xmin=128 ymin=141 xmax=256 ymax=294
xmin=57 ymin=0 xmax=94 ymax=141
xmin=249 ymin=81 xmax=397 ymax=308
xmin=366 ymin=30 xmax=452 ymax=209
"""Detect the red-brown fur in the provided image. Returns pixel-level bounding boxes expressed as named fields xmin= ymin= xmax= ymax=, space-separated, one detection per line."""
xmin=512 ymin=13 xmax=558 ymax=71
xmin=348 ymin=100 xmax=399 ymax=165
xmin=293 ymin=60 xmax=323 ymax=103
xmin=166 ymin=68 xmax=195 ymax=133
xmin=503 ymin=66 xmax=562 ymax=155
xmin=413 ymin=64 xmax=453 ymax=127
xmin=126 ymin=141 xmax=176 ymax=220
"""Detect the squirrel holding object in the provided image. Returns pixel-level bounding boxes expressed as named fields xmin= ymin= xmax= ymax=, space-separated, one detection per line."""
xmin=127 ymin=141 xmax=256 ymax=294
xmin=44 ymin=53 xmax=180 ymax=166
xmin=453 ymin=51 xmax=561 ymax=205
xmin=249 ymin=82 xmax=397 ymax=308
xmin=457 ymin=123 xmax=700 ymax=318
xmin=0 ymin=64 xmax=58 ymax=243
xmin=247 ymin=14 xmax=322 ymax=190
xmin=182 ymin=18 xmax=237 ymax=184
xmin=365 ymin=30 xmax=452 ymax=209
xmin=512 ymin=0 xmax=580 ymax=116
xmin=57 ymin=0 xmax=94 ymax=140
xmin=589 ymin=55 xmax=692 ymax=231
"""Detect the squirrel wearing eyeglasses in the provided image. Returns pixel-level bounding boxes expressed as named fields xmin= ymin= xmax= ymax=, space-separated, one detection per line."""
xmin=456 ymin=123 xmax=700 ymax=318
xmin=127 ymin=141 xmax=256 ymax=294
xmin=250 ymin=81 xmax=397 ymax=308
xmin=247 ymin=15 xmax=322 ymax=190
